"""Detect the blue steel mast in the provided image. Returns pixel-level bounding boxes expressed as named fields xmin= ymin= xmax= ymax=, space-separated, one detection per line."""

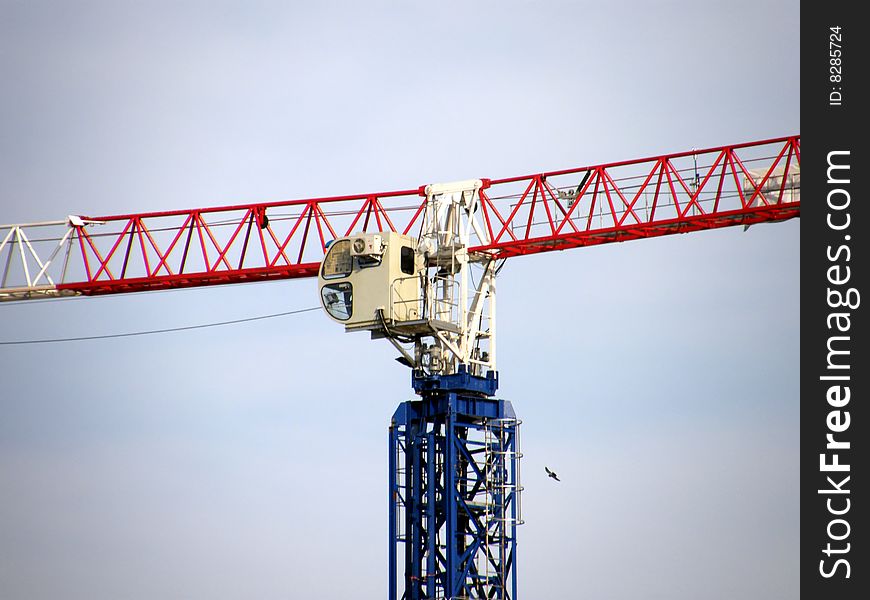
xmin=389 ymin=369 xmax=521 ymax=599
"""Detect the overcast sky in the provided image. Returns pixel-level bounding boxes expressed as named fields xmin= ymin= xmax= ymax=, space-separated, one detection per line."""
xmin=0 ymin=1 xmax=799 ymax=599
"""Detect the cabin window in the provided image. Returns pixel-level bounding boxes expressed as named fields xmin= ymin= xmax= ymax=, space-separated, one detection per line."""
xmin=321 ymin=282 xmax=353 ymax=320
xmin=321 ymin=240 xmax=352 ymax=279
xmin=400 ymin=246 xmax=415 ymax=275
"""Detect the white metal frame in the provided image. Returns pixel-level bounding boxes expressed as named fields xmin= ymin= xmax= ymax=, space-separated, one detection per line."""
xmin=416 ymin=179 xmax=497 ymax=377
xmin=0 ymin=218 xmax=87 ymax=302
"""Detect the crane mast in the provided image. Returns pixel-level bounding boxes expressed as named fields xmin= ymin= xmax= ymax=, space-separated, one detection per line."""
xmin=315 ymin=179 xmax=516 ymax=598
xmin=0 ymin=136 xmax=800 ymax=599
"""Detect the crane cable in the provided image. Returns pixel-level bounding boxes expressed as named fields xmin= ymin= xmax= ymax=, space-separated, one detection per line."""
xmin=0 ymin=306 xmax=321 ymax=346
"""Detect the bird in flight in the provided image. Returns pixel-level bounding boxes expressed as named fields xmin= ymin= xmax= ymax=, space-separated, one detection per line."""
xmin=545 ymin=466 xmax=560 ymax=482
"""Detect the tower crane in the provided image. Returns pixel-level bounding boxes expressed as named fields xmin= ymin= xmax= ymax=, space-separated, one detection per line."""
xmin=0 ymin=135 xmax=800 ymax=599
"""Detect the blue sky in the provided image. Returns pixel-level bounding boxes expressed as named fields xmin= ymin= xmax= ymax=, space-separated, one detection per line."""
xmin=0 ymin=1 xmax=799 ymax=598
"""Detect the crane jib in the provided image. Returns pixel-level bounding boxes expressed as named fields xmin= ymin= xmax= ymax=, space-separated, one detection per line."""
xmin=0 ymin=135 xmax=800 ymax=302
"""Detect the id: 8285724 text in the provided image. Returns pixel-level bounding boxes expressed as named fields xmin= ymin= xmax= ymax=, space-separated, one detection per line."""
xmin=829 ymin=26 xmax=843 ymax=107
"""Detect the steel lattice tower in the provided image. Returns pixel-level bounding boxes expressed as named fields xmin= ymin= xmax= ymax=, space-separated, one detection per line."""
xmin=390 ymin=369 xmax=522 ymax=600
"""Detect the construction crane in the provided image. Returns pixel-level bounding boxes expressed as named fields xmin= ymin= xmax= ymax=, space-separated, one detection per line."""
xmin=0 ymin=135 xmax=800 ymax=599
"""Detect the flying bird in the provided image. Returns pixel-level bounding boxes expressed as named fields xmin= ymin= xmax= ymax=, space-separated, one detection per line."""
xmin=545 ymin=467 xmax=560 ymax=482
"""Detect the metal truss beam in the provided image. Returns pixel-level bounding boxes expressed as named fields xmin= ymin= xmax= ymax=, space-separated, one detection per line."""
xmin=1 ymin=136 xmax=799 ymax=301
xmin=390 ymin=369 xmax=522 ymax=599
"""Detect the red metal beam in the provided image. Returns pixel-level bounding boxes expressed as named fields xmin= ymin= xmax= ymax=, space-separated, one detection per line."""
xmin=44 ymin=135 xmax=798 ymax=297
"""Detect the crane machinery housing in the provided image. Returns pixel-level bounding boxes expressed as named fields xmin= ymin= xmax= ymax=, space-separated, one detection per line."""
xmin=0 ymin=135 xmax=800 ymax=599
